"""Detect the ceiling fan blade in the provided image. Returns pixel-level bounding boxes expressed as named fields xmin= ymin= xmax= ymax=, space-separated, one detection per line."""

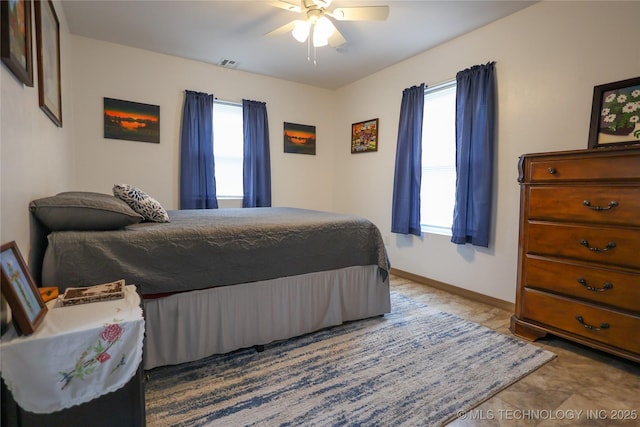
xmin=331 ymin=6 xmax=389 ymax=21
xmin=328 ymin=26 xmax=346 ymax=48
xmin=265 ymin=20 xmax=297 ymax=37
xmin=268 ymin=1 xmax=302 ymax=13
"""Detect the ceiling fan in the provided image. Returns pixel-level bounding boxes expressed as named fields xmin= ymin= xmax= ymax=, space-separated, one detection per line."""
xmin=266 ymin=0 xmax=389 ymax=61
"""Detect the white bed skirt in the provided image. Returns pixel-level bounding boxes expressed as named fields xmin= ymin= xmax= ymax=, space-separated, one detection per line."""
xmin=143 ymin=265 xmax=390 ymax=369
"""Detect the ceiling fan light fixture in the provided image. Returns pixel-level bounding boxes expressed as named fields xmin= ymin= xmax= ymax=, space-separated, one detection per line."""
xmin=332 ymin=9 xmax=345 ymax=20
xmin=312 ymin=16 xmax=334 ymax=47
xmin=292 ymin=19 xmax=311 ymax=43
xmin=267 ymin=0 xmax=389 ymax=62
xmin=312 ymin=31 xmax=328 ymax=47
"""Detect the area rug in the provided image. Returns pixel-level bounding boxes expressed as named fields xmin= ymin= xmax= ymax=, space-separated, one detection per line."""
xmin=145 ymin=292 xmax=555 ymax=426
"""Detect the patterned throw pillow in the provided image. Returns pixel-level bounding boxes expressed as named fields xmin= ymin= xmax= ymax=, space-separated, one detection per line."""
xmin=112 ymin=184 xmax=170 ymax=223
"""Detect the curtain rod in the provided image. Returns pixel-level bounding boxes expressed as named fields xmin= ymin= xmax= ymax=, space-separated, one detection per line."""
xmin=214 ymin=97 xmax=242 ymax=107
xmin=425 ymin=78 xmax=456 ymax=92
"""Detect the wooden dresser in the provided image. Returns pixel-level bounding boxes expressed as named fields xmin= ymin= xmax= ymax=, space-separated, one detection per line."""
xmin=511 ymin=146 xmax=640 ymax=363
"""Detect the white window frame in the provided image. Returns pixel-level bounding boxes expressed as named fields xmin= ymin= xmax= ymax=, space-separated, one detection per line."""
xmin=213 ymin=100 xmax=244 ymax=199
xmin=420 ymin=80 xmax=457 ymax=236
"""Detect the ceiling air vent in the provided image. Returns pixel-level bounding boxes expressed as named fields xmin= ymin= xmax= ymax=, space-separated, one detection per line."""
xmin=218 ymin=59 xmax=238 ymax=69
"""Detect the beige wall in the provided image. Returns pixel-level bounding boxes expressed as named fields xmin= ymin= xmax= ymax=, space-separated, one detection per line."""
xmin=1 ymin=0 xmax=75 ymax=253
xmin=69 ymin=37 xmax=337 ymax=211
xmin=332 ymin=1 xmax=640 ymax=302
xmin=2 ymin=1 xmax=638 ymax=305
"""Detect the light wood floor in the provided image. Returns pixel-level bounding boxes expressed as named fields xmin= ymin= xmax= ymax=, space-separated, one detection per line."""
xmin=389 ymin=274 xmax=640 ymax=427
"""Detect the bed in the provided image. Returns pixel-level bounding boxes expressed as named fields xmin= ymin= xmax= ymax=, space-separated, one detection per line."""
xmin=28 ymin=192 xmax=390 ymax=370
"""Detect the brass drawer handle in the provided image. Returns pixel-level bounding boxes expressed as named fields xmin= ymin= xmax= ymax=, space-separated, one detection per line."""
xmin=577 ymin=278 xmax=613 ymax=292
xmin=583 ymin=200 xmax=619 ymax=211
xmin=575 ymin=315 xmax=610 ymax=331
xmin=579 ymin=240 xmax=616 ymax=252
xmin=547 ymin=167 xmax=556 ymax=174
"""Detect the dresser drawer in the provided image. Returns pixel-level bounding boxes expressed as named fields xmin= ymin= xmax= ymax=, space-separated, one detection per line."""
xmin=524 ymin=256 xmax=640 ymax=312
xmin=527 ymin=152 xmax=640 ymax=182
xmin=527 ymin=222 xmax=640 ymax=269
xmin=528 ymin=186 xmax=640 ymax=226
xmin=522 ymin=289 xmax=640 ymax=354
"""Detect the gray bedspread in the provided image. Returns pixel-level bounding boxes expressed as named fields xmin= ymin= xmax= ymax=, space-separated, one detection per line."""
xmin=41 ymin=208 xmax=389 ymax=296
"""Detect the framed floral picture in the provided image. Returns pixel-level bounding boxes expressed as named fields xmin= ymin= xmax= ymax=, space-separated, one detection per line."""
xmin=588 ymin=76 xmax=640 ymax=148
xmin=1 ymin=241 xmax=47 ymax=335
xmin=1 ymin=0 xmax=34 ymax=86
xmin=351 ymin=118 xmax=379 ymax=153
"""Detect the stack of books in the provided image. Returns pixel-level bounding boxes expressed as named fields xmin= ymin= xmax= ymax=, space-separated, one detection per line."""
xmin=59 ymin=279 xmax=125 ymax=306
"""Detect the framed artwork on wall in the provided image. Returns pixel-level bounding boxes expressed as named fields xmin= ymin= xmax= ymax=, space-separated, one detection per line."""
xmin=104 ymin=97 xmax=160 ymax=143
xmin=351 ymin=118 xmax=379 ymax=153
xmin=35 ymin=0 xmax=62 ymax=127
xmin=283 ymin=122 xmax=316 ymax=155
xmin=1 ymin=0 xmax=34 ymax=86
xmin=588 ymin=76 xmax=640 ymax=149
xmin=1 ymin=241 xmax=47 ymax=335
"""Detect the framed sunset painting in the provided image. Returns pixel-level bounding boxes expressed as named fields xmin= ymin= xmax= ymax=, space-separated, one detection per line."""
xmin=104 ymin=97 xmax=160 ymax=143
xmin=284 ymin=122 xmax=316 ymax=155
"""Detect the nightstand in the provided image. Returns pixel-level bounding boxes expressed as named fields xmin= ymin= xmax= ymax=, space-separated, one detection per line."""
xmin=1 ymin=285 xmax=146 ymax=427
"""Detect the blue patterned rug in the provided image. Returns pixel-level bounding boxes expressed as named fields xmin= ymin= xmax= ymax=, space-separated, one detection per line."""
xmin=145 ymin=292 xmax=555 ymax=426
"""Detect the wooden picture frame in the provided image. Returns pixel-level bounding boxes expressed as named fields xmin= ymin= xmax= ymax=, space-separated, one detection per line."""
xmin=35 ymin=0 xmax=62 ymax=127
xmin=283 ymin=122 xmax=316 ymax=155
xmin=1 ymin=0 xmax=34 ymax=86
xmin=588 ymin=76 xmax=640 ymax=149
xmin=1 ymin=241 xmax=47 ymax=335
xmin=351 ymin=118 xmax=379 ymax=153
xmin=104 ymin=97 xmax=161 ymax=143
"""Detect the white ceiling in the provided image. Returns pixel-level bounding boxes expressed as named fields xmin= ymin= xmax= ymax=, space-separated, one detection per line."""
xmin=61 ymin=0 xmax=536 ymax=90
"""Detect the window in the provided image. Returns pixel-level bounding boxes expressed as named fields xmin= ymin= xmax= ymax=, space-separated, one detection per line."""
xmin=420 ymin=81 xmax=456 ymax=235
xmin=213 ymin=101 xmax=243 ymax=198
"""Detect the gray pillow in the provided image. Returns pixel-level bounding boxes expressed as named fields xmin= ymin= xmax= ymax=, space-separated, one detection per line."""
xmin=30 ymin=192 xmax=144 ymax=231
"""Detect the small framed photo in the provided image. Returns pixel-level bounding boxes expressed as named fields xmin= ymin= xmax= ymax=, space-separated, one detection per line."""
xmin=588 ymin=76 xmax=640 ymax=149
xmin=351 ymin=118 xmax=379 ymax=153
xmin=1 ymin=241 xmax=47 ymax=335
xmin=1 ymin=0 xmax=34 ymax=86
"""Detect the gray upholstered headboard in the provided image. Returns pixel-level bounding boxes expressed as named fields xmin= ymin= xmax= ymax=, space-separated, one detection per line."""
xmin=28 ymin=211 xmax=49 ymax=287
xmin=27 ymin=191 xmax=147 ymax=286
